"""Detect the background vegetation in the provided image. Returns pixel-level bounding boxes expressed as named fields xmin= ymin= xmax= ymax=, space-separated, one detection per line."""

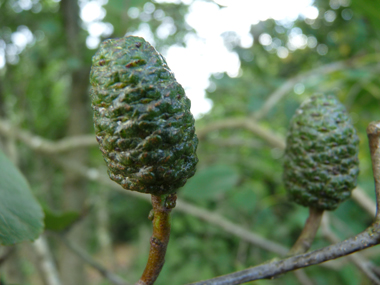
xmin=0 ymin=0 xmax=380 ymax=284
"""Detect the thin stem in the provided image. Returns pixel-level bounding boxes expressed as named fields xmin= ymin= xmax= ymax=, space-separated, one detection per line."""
xmin=136 ymin=194 xmax=177 ymax=285
xmin=367 ymin=121 xmax=380 ymax=219
xmin=288 ymin=207 xmax=324 ymax=256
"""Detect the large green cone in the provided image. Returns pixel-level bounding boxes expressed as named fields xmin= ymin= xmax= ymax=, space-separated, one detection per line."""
xmin=283 ymin=94 xmax=359 ymax=210
xmin=89 ymin=36 xmax=198 ymax=195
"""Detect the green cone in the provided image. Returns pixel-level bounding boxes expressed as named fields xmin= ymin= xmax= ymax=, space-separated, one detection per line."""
xmin=89 ymin=36 xmax=198 ymax=195
xmin=283 ymin=94 xmax=359 ymax=210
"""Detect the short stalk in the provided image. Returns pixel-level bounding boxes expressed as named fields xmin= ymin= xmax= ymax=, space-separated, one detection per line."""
xmin=288 ymin=207 xmax=324 ymax=256
xmin=136 ymin=193 xmax=177 ymax=285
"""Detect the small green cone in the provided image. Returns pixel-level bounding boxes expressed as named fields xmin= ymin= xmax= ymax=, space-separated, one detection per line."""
xmin=283 ymin=94 xmax=359 ymax=210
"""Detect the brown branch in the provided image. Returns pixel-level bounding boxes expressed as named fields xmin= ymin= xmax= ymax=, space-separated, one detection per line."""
xmin=288 ymin=208 xmax=324 ymax=256
xmin=136 ymin=194 xmax=176 ymax=285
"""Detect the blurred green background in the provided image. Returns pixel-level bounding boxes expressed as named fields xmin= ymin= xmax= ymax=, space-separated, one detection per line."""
xmin=0 ymin=0 xmax=380 ymax=284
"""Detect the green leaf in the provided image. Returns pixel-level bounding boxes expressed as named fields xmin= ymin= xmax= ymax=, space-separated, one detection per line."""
xmin=43 ymin=207 xmax=80 ymax=232
xmin=0 ymin=150 xmax=44 ymax=245
xmin=230 ymin=184 xmax=259 ymax=214
xmin=180 ymin=164 xmax=239 ymax=201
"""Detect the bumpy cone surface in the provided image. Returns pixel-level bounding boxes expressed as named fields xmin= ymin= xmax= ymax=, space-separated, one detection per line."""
xmin=283 ymin=94 xmax=359 ymax=210
xmin=89 ymin=36 xmax=198 ymax=195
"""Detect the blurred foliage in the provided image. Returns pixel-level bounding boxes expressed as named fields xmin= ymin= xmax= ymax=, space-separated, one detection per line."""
xmin=43 ymin=207 xmax=80 ymax=232
xmin=0 ymin=0 xmax=380 ymax=284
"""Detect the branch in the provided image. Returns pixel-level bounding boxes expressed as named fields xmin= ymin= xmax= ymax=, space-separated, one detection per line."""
xmin=52 ymin=233 xmax=129 ymax=285
xmin=321 ymin=214 xmax=380 ymax=284
xmin=252 ymin=54 xmax=380 ymax=120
